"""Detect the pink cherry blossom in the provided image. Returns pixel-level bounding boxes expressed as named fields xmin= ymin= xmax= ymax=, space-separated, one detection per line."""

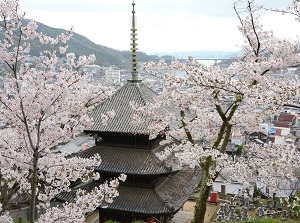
xmin=0 ymin=1 xmax=121 ymax=222
xmin=136 ymin=1 xmax=300 ymax=222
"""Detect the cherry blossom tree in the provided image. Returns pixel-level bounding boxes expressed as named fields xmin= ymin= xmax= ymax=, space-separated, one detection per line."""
xmin=0 ymin=0 xmax=122 ymax=222
xmin=264 ymin=0 xmax=300 ymax=21
xmin=135 ymin=1 xmax=300 ymax=222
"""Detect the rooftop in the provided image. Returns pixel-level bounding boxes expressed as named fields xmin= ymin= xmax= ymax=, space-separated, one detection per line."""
xmin=278 ymin=113 xmax=296 ymax=122
xmin=274 ymin=121 xmax=291 ymax=128
xmin=56 ymin=167 xmax=201 ymax=215
xmin=77 ymin=144 xmax=175 ymax=175
xmin=86 ymin=82 xmax=180 ymax=136
xmin=86 ymin=82 xmax=157 ymax=135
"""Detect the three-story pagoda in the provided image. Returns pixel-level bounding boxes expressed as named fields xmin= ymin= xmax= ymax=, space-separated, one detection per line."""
xmin=56 ymin=2 xmax=201 ymax=222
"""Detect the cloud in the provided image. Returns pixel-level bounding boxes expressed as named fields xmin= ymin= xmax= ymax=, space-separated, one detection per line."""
xmin=18 ymin=0 xmax=298 ymax=53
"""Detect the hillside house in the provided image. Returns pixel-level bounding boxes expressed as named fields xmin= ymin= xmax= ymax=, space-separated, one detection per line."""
xmin=213 ymin=172 xmax=254 ymax=196
xmin=249 ymin=131 xmax=268 ymax=144
xmin=274 ymin=113 xmax=297 ymax=129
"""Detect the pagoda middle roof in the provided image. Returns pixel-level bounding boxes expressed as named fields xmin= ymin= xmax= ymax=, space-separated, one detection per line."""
xmin=78 ymin=145 xmax=174 ymax=175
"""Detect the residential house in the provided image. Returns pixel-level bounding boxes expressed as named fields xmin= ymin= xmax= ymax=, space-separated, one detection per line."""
xmin=274 ymin=113 xmax=297 ymax=129
xmin=249 ymin=131 xmax=268 ymax=144
xmin=225 ymin=142 xmax=239 ymax=155
xmin=256 ymin=169 xmax=300 ymax=198
xmin=231 ymin=130 xmax=244 ymax=146
xmin=213 ymin=172 xmax=253 ymax=196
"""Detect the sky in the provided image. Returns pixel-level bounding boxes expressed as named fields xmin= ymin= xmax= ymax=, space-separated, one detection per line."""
xmin=19 ymin=0 xmax=300 ymax=54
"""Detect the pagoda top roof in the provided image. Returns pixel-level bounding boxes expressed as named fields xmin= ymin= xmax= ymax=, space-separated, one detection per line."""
xmin=86 ymin=82 xmax=171 ymax=135
xmin=56 ymin=166 xmax=201 ymax=215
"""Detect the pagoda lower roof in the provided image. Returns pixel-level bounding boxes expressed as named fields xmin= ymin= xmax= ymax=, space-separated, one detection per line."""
xmin=56 ymin=167 xmax=201 ymax=215
xmin=77 ymin=145 xmax=174 ymax=175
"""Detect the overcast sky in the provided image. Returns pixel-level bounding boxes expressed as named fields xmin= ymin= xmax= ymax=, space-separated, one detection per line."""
xmin=19 ymin=0 xmax=300 ymax=54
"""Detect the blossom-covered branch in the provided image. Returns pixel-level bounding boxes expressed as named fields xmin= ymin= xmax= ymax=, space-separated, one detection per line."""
xmin=0 ymin=0 xmax=119 ymax=222
xmin=136 ymin=1 xmax=300 ymax=222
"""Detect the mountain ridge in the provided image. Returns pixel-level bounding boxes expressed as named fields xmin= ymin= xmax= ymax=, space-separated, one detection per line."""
xmin=35 ymin=21 xmax=157 ymax=69
xmin=0 ymin=19 xmax=157 ymax=69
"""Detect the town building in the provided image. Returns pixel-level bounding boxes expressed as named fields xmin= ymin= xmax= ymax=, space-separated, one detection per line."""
xmin=213 ymin=172 xmax=251 ymax=196
xmin=248 ymin=131 xmax=268 ymax=145
xmin=105 ymin=66 xmax=121 ymax=84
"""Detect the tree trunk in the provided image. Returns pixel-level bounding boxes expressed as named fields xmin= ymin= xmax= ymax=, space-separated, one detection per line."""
xmin=193 ymin=156 xmax=213 ymax=223
xmin=193 ymin=183 xmax=211 ymax=223
xmin=29 ymin=152 xmax=38 ymax=223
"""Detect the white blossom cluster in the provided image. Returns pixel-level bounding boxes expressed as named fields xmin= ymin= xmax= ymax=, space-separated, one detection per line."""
xmin=37 ymin=176 xmax=126 ymax=223
xmin=0 ymin=0 xmax=121 ymax=221
xmin=138 ymin=0 xmax=300 ymax=197
xmin=0 ymin=203 xmax=13 ymax=223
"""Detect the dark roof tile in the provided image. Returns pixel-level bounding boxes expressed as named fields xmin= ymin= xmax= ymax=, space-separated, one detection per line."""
xmin=156 ymin=167 xmax=201 ymax=210
xmin=278 ymin=113 xmax=296 ymax=122
xmin=56 ymin=167 xmax=201 ymax=215
xmin=102 ymin=186 xmax=170 ymax=214
xmin=274 ymin=121 xmax=291 ymax=128
xmin=86 ymin=83 xmax=157 ymax=134
xmin=78 ymin=145 xmax=173 ymax=175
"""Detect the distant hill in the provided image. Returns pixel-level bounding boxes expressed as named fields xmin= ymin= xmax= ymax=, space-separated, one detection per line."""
xmin=0 ymin=20 xmax=157 ymax=69
xmin=156 ymin=50 xmax=239 ymax=59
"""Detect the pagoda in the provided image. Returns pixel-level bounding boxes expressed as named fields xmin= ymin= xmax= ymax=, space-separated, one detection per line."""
xmin=56 ymin=2 xmax=201 ymax=223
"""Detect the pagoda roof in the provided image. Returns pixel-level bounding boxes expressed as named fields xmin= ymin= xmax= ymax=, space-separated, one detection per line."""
xmin=86 ymin=82 xmax=159 ymax=135
xmin=56 ymin=167 xmax=201 ymax=215
xmin=77 ymin=145 xmax=174 ymax=175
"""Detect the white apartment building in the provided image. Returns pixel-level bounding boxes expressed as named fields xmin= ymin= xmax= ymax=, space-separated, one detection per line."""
xmin=105 ymin=66 xmax=121 ymax=84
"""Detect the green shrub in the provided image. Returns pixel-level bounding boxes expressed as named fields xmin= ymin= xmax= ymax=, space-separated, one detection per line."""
xmin=293 ymin=205 xmax=300 ymax=212
xmin=13 ymin=218 xmax=30 ymax=223
xmin=253 ymin=184 xmax=259 ymax=198
xmin=235 ymin=144 xmax=243 ymax=155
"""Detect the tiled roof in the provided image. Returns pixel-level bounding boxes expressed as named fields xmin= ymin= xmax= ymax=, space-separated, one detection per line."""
xmin=101 ymin=186 xmax=170 ymax=214
xmin=56 ymin=167 xmax=201 ymax=215
xmin=77 ymin=145 xmax=173 ymax=175
xmin=225 ymin=143 xmax=238 ymax=153
xmin=55 ymin=182 xmax=97 ymax=204
xmin=278 ymin=113 xmax=296 ymax=122
xmin=156 ymin=167 xmax=201 ymax=211
xmin=274 ymin=121 xmax=291 ymax=128
xmin=86 ymin=83 xmax=158 ymax=135
xmin=249 ymin=131 xmax=267 ymax=137
xmin=56 ymin=182 xmax=170 ymax=215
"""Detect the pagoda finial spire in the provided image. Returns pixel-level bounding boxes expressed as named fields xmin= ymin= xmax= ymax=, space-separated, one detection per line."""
xmin=128 ymin=0 xmax=141 ymax=83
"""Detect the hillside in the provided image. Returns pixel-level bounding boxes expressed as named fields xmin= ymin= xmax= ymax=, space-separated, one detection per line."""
xmin=0 ymin=20 xmax=157 ymax=69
